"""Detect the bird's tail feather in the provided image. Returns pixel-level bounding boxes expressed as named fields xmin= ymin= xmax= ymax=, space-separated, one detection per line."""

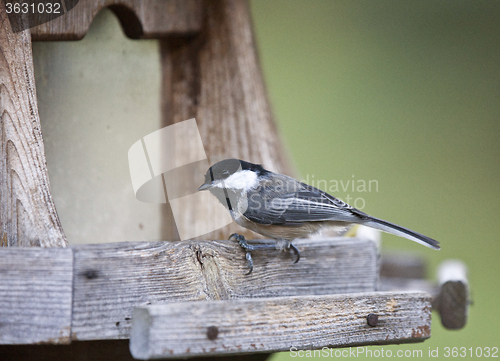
xmin=363 ymin=217 xmax=440 ymax=250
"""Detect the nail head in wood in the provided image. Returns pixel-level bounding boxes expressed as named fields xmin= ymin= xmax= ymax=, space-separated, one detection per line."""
xmin=206 ymin=326 xmax=219 ymax=341
xmin=367 ymin=313 xmax=378 ymax=327
xmin=83 ymin=269 xmax=99 ymax=279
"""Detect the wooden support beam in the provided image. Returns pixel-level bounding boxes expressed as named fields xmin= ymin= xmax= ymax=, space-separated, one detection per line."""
xmin=160 ymin=0 xmax=294 ymax=241
xmin=130 ymin=291 xmax=432 ymax=359
xmin=30 ymin=0 xmax=203 ymax=41
xmin=70 ymin=238 xmax=379 ymax=341
xmin=0 ymin=248 xmax=73 ymax=344
xmin=0 ymin=2 xmax=66 ymax=247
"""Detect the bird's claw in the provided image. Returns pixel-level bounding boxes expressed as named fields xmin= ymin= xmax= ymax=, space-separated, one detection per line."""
xmin=245 ymin=252 xmax=253 ymax=275
xmin=229 ymin=233 xmax=255 ymax=275
xmin=290 ymin=243 xmax=300 ymax=263
xmin=229 ymin=233 xmax=253 ymax=251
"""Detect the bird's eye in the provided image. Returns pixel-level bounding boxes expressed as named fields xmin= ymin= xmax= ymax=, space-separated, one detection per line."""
xmin=221 ymin=170 xmax=230 ymax=178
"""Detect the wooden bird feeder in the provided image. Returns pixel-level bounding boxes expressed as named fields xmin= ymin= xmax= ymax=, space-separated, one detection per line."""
xmin=0 ymin=1 xmax=468 ymax=360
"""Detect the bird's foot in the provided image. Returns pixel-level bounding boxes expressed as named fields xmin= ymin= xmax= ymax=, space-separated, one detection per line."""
xmin=229 ymin=234 xmax=300 ymax=275
xmin=229 ymin=233 xmax=256 ymax=275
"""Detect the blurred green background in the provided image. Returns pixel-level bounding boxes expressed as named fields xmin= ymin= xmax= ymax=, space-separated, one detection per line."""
xmin=250 ymin=0 xmax=500 ymax=359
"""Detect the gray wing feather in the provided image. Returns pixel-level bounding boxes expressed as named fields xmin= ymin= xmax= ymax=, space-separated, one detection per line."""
xmin=243 ymin=174 xmax=367 ymax=225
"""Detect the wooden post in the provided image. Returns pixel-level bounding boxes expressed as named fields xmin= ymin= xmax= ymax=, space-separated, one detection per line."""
xmin=160 ymin=0 xmax=293 ymax=241
xmin=0 ymin=2 xmax=66 ymax=247
xmin=435 ymin=260 xmax=469 ymax=330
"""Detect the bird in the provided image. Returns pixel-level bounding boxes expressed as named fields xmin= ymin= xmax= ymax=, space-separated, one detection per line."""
xmin=198 ymin=158 xmax=440 ymax=274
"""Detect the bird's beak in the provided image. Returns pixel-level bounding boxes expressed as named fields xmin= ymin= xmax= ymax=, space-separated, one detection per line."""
xmin=198 ymin=182 xmax=211 ymax=191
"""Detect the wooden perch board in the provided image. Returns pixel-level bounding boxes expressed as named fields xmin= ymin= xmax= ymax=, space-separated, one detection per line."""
xmin=130 ymin=291 xmax=432 ymax=359
xmin=0 ymin=248 xmax=73 ymax=344
xmin=71 ymin=238 xmax=379 ymax=340
xmin=1 ymin=238 xmax=469 ymax=349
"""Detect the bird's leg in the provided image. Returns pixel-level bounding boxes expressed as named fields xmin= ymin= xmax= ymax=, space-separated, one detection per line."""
xmin=275 ymin=239 xmax=301 ymax=263
xmin=229 ymin=233 xmax=277 ymax=275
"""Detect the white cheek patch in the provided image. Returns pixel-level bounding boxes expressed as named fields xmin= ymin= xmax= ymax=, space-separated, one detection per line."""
xmin=214 ymin=170 xmax=258 ymax=191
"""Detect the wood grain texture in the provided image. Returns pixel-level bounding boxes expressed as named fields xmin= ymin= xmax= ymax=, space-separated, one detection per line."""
xmin=0 ymin=3 xmax=66 ymax=247
xmin=30 ymin=0 xmax=203 ymax=40
xmin=71 ymin=238 xmax=378 ymax=341
xmin=160 ymin=0 xmax=294 ymax=241
xmin=130 ymin=291 xmax=432 ymax=359
xmin=0 ymin=248 xmax=73 ymax=344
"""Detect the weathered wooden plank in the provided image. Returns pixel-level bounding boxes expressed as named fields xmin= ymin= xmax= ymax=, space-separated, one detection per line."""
xmin=0 ymin=248 xmax=73 ymax=344
xmin=130 ymin=291 xmax=432 ymax=359
xmin=0 ymin=2 xmax=67 ymax=247
xmin=30 ymin=0 xmax=203 ymax=40
xmin=71 ymin=238 xmax=379 ymax=340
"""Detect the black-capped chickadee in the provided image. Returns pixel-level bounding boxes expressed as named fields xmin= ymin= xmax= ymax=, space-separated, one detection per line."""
xmin=198 ymin=159 xmax=440 ymax=274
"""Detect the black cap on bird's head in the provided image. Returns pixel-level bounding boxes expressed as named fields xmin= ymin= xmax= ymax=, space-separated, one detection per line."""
xmin=198 ymin=159 xmax=269 ymax=191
